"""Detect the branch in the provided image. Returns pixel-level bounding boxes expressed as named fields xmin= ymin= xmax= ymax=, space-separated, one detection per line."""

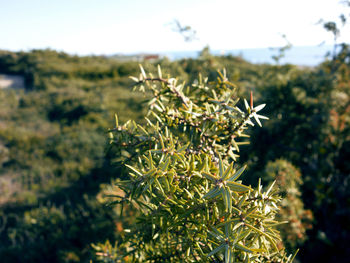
xmin=131 ymin=77 xmax=190 ymax=107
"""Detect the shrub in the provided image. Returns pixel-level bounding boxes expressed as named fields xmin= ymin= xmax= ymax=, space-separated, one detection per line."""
xmin=264 ymin=159 xmax=313 ymax=253
xmin=95 ymin=67 xmax=296 ymax=262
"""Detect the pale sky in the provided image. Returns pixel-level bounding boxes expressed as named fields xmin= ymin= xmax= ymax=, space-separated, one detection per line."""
xmin=0 ymin=0 xmax=349 ymax=55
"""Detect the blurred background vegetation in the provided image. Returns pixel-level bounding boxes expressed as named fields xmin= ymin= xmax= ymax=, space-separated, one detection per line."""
xmin=0 ymin=3 xmax=350 ymax=261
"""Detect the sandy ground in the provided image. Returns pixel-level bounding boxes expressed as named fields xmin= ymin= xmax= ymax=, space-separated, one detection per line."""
xmin=0 ymin=74 xmax=25 ymax=89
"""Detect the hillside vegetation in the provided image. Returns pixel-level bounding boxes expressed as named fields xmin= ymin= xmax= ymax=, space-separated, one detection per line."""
xmin=0 ymin=46 xmax=349 ymax=262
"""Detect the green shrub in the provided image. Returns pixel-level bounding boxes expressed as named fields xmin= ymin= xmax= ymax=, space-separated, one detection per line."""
xmin=95 ymin=67 xmax=296 ymax=262
xmin=264 ymin=160 xmax=313 ymax=253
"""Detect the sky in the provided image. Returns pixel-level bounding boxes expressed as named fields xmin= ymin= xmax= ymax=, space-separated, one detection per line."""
xmin=0 ymin=0 xmax=349 ymax=55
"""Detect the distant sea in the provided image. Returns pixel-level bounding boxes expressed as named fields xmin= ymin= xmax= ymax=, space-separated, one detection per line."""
xmin=161 ymin=45 xmax=334 ymax=66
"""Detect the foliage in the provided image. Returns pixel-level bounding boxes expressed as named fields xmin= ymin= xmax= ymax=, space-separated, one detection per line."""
xmin=264 ymin=160 xmax=312 ymax=253
xmin=0 ymin=40 xmax=349 ymax=262
xmin=95 ymin=67 xmax=296 ymax=262
xmin=238 ymin=43 xmax=350 ymax=262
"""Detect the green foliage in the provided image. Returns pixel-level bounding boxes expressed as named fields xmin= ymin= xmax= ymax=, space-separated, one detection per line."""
xmin=0 ymin=50 xmax=146 ymax=263
xmin=97 ymin=67 xmax=295 ymax=262
xmin=0 ymin=42 xmax=349 ymax=262
xmin=264 ymin=160 xmax=313 ymax=253
xmin=238 ymin=41 xmax=350 ymax=261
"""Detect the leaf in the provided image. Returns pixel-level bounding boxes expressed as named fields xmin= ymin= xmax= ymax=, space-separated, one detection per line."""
xmin=203 ymin=187 xmax=221 ymax=199
xmin=225 ymin=221 xmax=231 ymax=238
xmin=265 ymin=180 xmax=276 ymax=196
xmin=256 ymin=114 xmax=269 ymax=120
xmin=137 ymin=124 xmax=149 ymax=136
xmin=228 ymin=165 xmax=246 ymax=182
xmin=225 ymin=245 xmax=232 ymax=263
xmin=125 ymin=164 xmax=143 ymax=177
xmin=244 ymin=207 xmax=258 ymax=219
xmin=129 ymin=76 xmax=139 ymax=82
xmin=184 ymin=188 xmax=193 ymax=199
xmin=153 ymin=232 xmax=159 ymax=239
xmin=143 ymin=168 xmax=157 ymax=177
xmin=151 ymin=111 xmax=163 ymax=123
xmin=219 ymin=155 xmax=224 ymax=178
xmin=202 ymin=172 xmax=217 ymax=182
xmin=159 ymin=133 xmax=165 ymax=150
xmin=142 ymin=176 xmax=155 ymax=193
xmin=228 ymin=150 xmax=237 ymax=161
xmin=147 ymin=151 xmax=154 ymax=169
xmin=160 ymin=155 xmax=170 ymax=171
xmin=207 ymin=243 xmax=226 ymax=258
xmin=115 ymin=113 xmax=119 ymax=127
xmin=234 ymin=242 xmax=253 ymax=253
xmin=155 ymin=178 xmax=166 ymax=196
xmin=225 ymin=187 xmax=232 ymax=213
xmin=226 ymin=181 xmax=252 ymax=192
xmin=253 ymin=112 xmax=262 ymax=127
xmin=177 ymin=142 xmax=190 ymax=153
xmin=209 ymin=226 xmax=224 ymax=238
xmin=222 ymin=162 xmax=234 ymax=180
xmin=253 ymin=104 xmax=266 ymax=112
xmin=174 ymin=153 xmax=186 ymax=167
xmin=157 ymin=64 xmax=162 ymax=78
xmin=222 ymin=188 xmax=229 ymax=212
xmin=139 ymin=64 xmax=147 ymax=79
xmin=244 ymin=99 xmax=250 ymax=110
xmin=289 ymin=249 xmax=299 ymax=262
xmin=244 ymin=223 xmax=278 ymax=251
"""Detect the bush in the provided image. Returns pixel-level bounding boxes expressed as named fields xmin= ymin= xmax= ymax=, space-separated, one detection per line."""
xmin=95 ymin=67 xmax=296 ymax=262
xmin=264 ymin=160 xmax=313 ymax=253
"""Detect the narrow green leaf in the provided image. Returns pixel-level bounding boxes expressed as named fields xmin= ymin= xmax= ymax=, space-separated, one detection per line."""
xmin=234 ymin=242 xmax=253 ymax=253
xmin=222 ymin=162 xmax=234 ymax=180
xmin=222 ymin=188 xmax=229 ymax=212
xmin=202 ymin=172 xmax=217 ymax=182
xmin=159 ymin=134 xmax=165 ymax=150
xmin=157 ymin=64 xmax=162 ymax=78
xmin=125 ymin=164 xmax=143 ymax=177
xmin=219 ymin=155 xmax=224 ymax=178
xmin=226 ymin=181 xmax=252 ymax=192
xmin=227 ymin=165 xmax=247 ymax=182
xmin=225 ymin=187 xmax=232 ymax=213
xmin=155 ymin=178 xmax=166 ymax=196
xmin=129 ymin=76 xmax=139 ymax=82
xmin=184 ymin=188 xmax=193 ymax=199
xmin=160 ymin=155 xmax=170 ymax=171
xmin=207 ymin=243 xmax=226 ymax=258
xmin=174 ymin=153 xmax=186 ymax=167
xmin=143 ymin=168 xmax=157 ymax=177
xmin=139 ymin=64 xmax=146 ymax=78
xmin=265 ymin=180 xmax=276 ymax=196
xmin=289 ymin=248 xmax=299 ymax=262
xmin=225 ymin=245 xmax=232 ymax=263
xmin=162 ymin=176 xmax=170 ymax=192
xmin=225 ymin=221 xmax=231 ymax=238
xmin=186 ymin=247 xmax=190 ymax=257
xmin=148 ymin=151 xmax=154 ymax=169
xmin=177 ymin=142 xmax=190 ymax=153
xmin=203 ymin=187 xmax=221 ymax=199
xmin=244 ymin=207 xmax=258 ymax=219
xmin=151 ymin=111 xmax=162 ymax=123
xmin=114 ymin=113 xmax=119 ymax=127
xmin=244 ymin=223 xmax=278 ymax=251
xmin=137 ymin=124 xmax=149 ymax=135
